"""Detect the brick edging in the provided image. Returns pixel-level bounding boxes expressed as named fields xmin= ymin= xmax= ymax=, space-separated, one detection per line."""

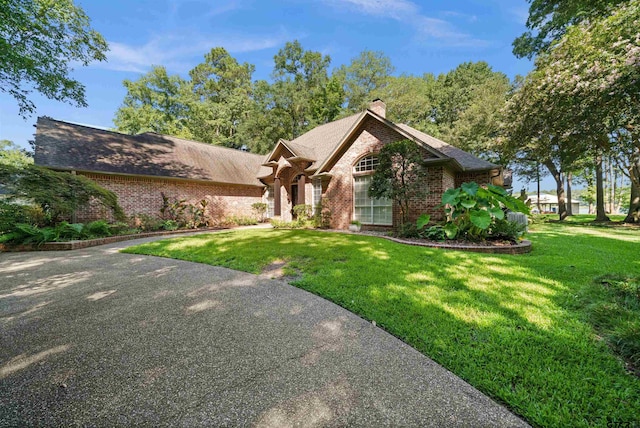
xmin=0 ymin=227 xmax=225 ymax=252
xmin=378 ymin=236 xmax=532 ymax=254
xmin=312 ymin=228 xmax=532 ymax=254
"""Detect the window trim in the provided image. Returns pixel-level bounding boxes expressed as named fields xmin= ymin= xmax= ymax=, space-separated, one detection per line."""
xmin=352 ymin=154 xmax=393 ymax=226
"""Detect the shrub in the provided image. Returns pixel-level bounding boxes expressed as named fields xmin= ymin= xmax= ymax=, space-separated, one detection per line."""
xmin=162 ymin=220 xmax=179 ymax=231
xmin=226 ymin=215 xmax=258 ymax=226
xmin=441 ymin=182 xmax=529 ymax=241
xmin=270 ymin=218 xmax=316 ymax=229
xmin=82 ymin=220 xmax=112 ymax=238
xmin=0 ymin=164 xmax=125 ymax=224
xmin=252 ymin=202 xmax=268 ymax=222
xmin=55 ymin=221 xmax=84 ymax=240
xmin=109 ymin=222 xmax=134 ymax=235
xmin=489 ymin=219 xmax=526 ymax=241
xmin=397 ymin=222 xmax=419 ymax=238
xmin=293 ymin=204 xmax=313 ymax=222
xmin=420 ymin=226 xmax=447 ymax=241
xmin=130 ymin=214 xmax=164 ymax=231
xmin=314 ymin=197 xmax=332 ymax=228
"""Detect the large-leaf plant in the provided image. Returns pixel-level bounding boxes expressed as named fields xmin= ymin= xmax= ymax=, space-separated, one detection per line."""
xmin=441 ymin=182 xmax=529 ymax=240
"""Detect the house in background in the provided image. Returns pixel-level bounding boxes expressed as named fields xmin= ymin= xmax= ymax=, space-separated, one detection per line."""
xmin=527 ymin=194 xmax=581 ymax=214
xmin=34 ymin=100 xmax=503 ymax=229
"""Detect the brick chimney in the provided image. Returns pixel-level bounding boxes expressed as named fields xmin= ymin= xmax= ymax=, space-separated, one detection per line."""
xmin=369 ymin=99 xmax=386 ymax=118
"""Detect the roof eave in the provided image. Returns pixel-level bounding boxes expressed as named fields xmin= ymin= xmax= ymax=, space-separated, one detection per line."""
xmin=43 ymin=166 xmax=266 ymax=188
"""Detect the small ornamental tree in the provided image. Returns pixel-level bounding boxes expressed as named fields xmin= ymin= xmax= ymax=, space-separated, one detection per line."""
xmin=0 ymin=164 xmax=125 ymax=224
xmin=369 ymin=139 xmax=428 ymax=225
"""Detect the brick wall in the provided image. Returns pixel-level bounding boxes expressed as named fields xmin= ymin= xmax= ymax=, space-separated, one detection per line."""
xmin=455 ymin=171 xmax=491 ymax=188
xmin=76 ymin=172 xmax=264 ymax=222
xmin=323 ymin=117 xmax=452 ymax=229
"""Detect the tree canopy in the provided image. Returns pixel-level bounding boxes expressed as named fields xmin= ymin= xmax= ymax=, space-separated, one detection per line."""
xmin=0 ymin=140 xmax=33 ymax=167
xmin=512 ymin=0 xmax=629 ymax=58
xmin=504 ymin=0 xmax=640 ymax=221
xmin=0 ymin=0 xmax=108 ymax=117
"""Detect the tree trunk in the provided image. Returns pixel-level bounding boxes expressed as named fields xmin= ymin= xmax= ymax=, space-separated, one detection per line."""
xmin=624 ymin=160 xmax=640 ymax=223
xmin=544 ymin=161 xmax=567 ymax=220
xmin=536 ymin=163 xmax=542 ymax=213
xmin=566 ymin=171 xmax=573 ymax=216
xmin=595 ymin=151 xmax=610 ymax=222
xmin=608 ymin=156 xmax=614 ymax=213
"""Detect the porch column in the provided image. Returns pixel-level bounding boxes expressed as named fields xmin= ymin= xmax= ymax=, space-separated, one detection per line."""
xmin=274 ymin=177 xmax=281 ymax=216
xmin=297 ymin=175 xmax=306 ymax=205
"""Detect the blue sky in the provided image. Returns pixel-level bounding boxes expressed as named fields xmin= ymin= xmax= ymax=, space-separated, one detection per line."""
xmin=1 ymin=0 xmax=546 ymax=189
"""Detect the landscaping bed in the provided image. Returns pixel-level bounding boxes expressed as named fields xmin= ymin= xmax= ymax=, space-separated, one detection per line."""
xmin=377 ymin=235 xmax=532 ymax=254
xmin=0 ymin=226 xmax=224 ymax=252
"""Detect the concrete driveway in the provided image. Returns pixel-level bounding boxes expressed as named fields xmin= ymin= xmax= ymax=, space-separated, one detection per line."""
xmin=0 ymin=234 xmax=529 ymax=427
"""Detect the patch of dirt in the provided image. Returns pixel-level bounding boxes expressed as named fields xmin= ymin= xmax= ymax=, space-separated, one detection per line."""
xmin=260 ymin=260 xmax=303 ymax=282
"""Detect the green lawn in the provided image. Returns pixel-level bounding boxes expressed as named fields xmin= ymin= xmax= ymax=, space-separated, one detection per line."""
xmin=123 ymin=218 xmax=640 ymax=428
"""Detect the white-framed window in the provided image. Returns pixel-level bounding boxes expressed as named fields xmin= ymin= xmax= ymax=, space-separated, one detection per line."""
xmin=354 ymin=155 xmax=379 ymax=172
xmin=353 ymin=156 xmax=392 ymax=225
xmin=312 ymin=179 xmax=322 ymax=215
xmin=266 ymin=186 xmax=275 ymax=218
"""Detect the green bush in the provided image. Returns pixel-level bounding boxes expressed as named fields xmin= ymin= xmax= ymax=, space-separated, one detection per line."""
xmin=270 ymin=218 xmax=317 ymax=229
xmin=226 ymin=215 xmax=258 ymax=226
xmin=293 ymin=204 xmax=313 ymax=222
xmin=420 ymin=225 xmax=447 ymax=241
xmin=131 ymin=213 xmax=164 ymax=231
xmin=162 ymin=219 xmax=179 ymax=231
xmin=314 ymin=197 xmax=332 ymax=229
xmin=397 ymin=222 xmax=419 ymax=238
xmin=489 ymin=219 xmax=526 ymax=241
xmin=441 ymin=182 xmax=529 ymax=241
xmin=82 ymin=220 xmax=112 ymax=238
xmin=0 ymin=164 xmax=125 ymax=224
xmin=109 ymin=222 xmax=135 ymax=235
xmin=252 ymin=202 xmax=268 ymax=222
xmin=55 ymin=221 xmax=84 ymax=240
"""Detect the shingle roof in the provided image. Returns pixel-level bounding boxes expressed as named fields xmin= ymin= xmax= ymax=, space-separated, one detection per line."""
xmin=285 ymin=113 xmax=363 ymax=170
xmin=34 ymin=117 xmax=269 ymax=186
xmin=395 ymin=124 xmax=497 ymax=171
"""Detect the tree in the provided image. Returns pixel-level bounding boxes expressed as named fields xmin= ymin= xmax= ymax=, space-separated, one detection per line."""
xmin=501 ymin=66 xmax=588 ymax=221
xmin=186 ymin=47 xmax=255 ymax=148
xmin=1 ymin=0 xmax=108 ymax=117
xmin=113 ymin=66 xmax=192 ymax=138
xmin=444 ymin=73 xmax=512 ymax=164
xmin=433 ymin=62 xmax=497 ymax=130
xmin=512 ymin=0 xmax=628 ymax=58
xmin=369 ymin=140 xmax=428 ymax=225
xmin=270 ymin=40 xmax=338 ymax=138
xmin=336 ymin=50 xmax=394 ymax=113
xmin=504 ymin=2 xmax=640 ymax=222
xmin=0 ymin=140 xmax=32 ymax=167
xmin=373 ymin=74 xmax=439 ymax=135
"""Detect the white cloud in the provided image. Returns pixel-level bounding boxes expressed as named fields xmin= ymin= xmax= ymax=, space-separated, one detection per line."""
xmin=101 ymin=32 xmax=290 ymax=74
xmin=321 ymin=0 xmax=489 ymax=47
xmin=326 ymin=0 xmax=418 ymax=18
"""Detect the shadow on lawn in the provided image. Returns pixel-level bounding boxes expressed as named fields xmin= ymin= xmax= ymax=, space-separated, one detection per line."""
xmin=126 ymin=229 xmax=640 ymax=427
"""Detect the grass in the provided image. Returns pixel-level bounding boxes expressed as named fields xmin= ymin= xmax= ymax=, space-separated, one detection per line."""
xmin=123 ymin=216 xmax=640 ymax=427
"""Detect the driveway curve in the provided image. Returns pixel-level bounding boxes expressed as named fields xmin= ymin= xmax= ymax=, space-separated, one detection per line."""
xmin=0 ymin=234 xmax=529 ymax=427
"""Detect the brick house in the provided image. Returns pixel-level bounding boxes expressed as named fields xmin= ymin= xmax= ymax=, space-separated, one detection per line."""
xmin=34 ymin=100 xmax=502 ymax=229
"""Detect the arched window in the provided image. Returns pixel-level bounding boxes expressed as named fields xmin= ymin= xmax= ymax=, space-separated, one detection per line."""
xmin=354 ymin=155 xmax=379 ymax=172
xmin=353 ymin=155 xmax=392 ymax=225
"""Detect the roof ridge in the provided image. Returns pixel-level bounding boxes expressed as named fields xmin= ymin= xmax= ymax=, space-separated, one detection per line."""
xmin=148 ymin=133 xmax=265 ymax=159
xmin=290 ymin=112 xmax=362 ymax=146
